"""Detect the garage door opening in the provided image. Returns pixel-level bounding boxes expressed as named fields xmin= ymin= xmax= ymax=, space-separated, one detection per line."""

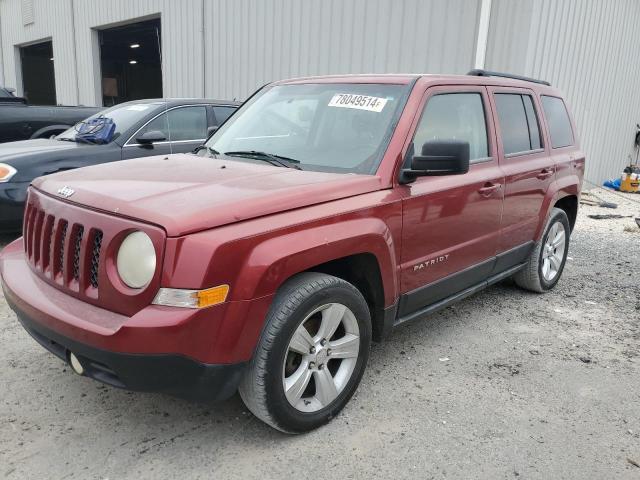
xmin=99 ymin=18 xmax=162 ymax=106
xmin=20 ymin=40 xmax=56 ymax=105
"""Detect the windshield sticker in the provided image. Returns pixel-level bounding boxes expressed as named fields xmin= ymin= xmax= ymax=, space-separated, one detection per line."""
xmin=125 ymin=105 xmax=150 ymax=111
xmin=328 ymin=94 xmax=388 ymax=112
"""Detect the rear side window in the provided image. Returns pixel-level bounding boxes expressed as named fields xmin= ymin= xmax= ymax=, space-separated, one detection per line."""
xmin=494 ymin=93 xmax=542 ymax=155
xmin=213 ymin=106 xmax=236 ymax=125
xmin=412 ymin=93 xmax=489 ymax=161
xmin=541 ymin=96 xmax=574 ymax=148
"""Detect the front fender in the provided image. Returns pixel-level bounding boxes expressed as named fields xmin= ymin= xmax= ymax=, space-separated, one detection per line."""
xmin=234 ymin=217 xmax=399 ymax=306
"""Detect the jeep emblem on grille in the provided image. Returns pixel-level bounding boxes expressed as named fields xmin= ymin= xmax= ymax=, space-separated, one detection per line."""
xmin=57 ymin=186 xmax=75 ymax=198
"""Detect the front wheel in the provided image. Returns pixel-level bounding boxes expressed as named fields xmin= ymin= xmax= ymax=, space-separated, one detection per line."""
xmin=514 ymin=207 xmax=571 ymax=292
xmin=239 ymin=272 xmax=371 ymax=433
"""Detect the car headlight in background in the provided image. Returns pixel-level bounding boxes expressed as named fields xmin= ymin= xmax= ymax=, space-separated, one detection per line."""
xmin=116 ymin=231 xmax=156 ymax=288
xmin=0 ymin=163 xmax=17 ymax=183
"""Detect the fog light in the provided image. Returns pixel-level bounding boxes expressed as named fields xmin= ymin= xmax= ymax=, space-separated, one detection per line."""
xmin=69 ymin=352 xmax=84 ymax=375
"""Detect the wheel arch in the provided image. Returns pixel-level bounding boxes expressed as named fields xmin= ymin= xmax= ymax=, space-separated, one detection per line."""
xmin=29 ymin=124 xmax=71 ymax=139
xmin=535 ymin=178 xmax=580 ymax=240
xmin=553 ymin=194 xmax=578 ymax=231
xmin=232 ymin=218 xmax=399 ymax=322
xmin=301 ymin=253 xmax=387 ymax=341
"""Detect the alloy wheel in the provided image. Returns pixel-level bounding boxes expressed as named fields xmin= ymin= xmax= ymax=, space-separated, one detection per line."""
xmin=282 ymin=303 xmax=360 ymax=412
xmin=541 ymin=220 xmax=567 ymax=281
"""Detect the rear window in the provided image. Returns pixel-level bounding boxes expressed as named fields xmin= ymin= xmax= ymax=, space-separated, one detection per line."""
xmin=541 ymin=95 xmax=574 ymax=148
xmin=494 ymin=93 xmax=542 ymax=155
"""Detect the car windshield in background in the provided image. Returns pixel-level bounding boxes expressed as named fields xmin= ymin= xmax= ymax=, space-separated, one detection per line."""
xmin=206 ymin=83 xmax=410 ymax=174
xmin=56 ymin=103 xmax=160 ymax=142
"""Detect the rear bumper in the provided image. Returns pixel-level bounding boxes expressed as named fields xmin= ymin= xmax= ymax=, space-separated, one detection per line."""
xmin=14 ymin=306 xmax=245 ymax=401
xmin=0 ymin=181 xmax=28 ymax=232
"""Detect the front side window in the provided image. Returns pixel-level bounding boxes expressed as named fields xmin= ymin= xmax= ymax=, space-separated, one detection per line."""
xmin=494 ymin=93 xmax=544 ymax=155
xmin=541 ymin=95 xmax=574 ymax=148
xmin=137 ymin=106 xmax=208 ymax=142
xmin=412 ymin=92 xmax=489 ymax=161
xmin=206 ymin=83 xmax=411 ymax=174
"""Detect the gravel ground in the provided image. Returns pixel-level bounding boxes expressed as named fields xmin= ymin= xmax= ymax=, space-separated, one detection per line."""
xmin=1 ymin=188 xmax=639 ymax=479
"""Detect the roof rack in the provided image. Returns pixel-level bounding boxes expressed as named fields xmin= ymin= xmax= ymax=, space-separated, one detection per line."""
xmin=467 ymin=69 xmax=551 ymax=86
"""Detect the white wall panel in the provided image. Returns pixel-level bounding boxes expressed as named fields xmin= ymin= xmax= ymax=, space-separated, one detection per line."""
xmin=71 ymin=0 xmax=205 ymax=105
xmin=1 ymin=0 xmax=636 ymax=181
xmin=0 ymin=0 xmax=78 ymax=104
xmin=204 ymin=0 xmax=482 ymax=100
xmin=486 ymin=0 xmax=640 ymax=183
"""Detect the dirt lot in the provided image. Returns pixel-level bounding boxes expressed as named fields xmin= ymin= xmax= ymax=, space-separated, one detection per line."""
xmin=1 ymin=188 xmax=639 ymax=479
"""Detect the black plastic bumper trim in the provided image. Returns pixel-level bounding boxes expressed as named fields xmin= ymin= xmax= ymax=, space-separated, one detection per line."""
xmin=13 ymin=304 xmax=246 ymax=402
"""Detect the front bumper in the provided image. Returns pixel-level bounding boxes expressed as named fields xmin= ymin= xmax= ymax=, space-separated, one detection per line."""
xmin=14 ymin=307 xmax=245 ymax=401
xmin=0 ymin=181 xmax=28 ymax=232
xmin=0 ymin=238 xmax=273 ymax=401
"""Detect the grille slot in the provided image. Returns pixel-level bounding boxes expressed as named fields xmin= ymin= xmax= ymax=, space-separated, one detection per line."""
xmin=42 ymin=215 xmax=54 ymax=272
xmin=72 ymin=226 xmax=84 ymax=281
xmin=90 ymin=231 xmax=103 ymax=289
xmin=58 ymin=221 xmax=68 ymax=276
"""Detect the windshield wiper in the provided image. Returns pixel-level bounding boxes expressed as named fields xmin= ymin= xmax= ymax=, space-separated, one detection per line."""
xmin=193 ymin=145 xmax=220 ymax=157
xmin=57 ymin=137 xmax=77 ymax=142
xmin=223 ymin=150 xmax=302 ymax=170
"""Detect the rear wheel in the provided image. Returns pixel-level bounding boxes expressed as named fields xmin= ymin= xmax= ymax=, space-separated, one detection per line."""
xmin=514 ymin=207 xmax=570 ymax=292
xmin=239 ymin=272 xmax=371 ymax=433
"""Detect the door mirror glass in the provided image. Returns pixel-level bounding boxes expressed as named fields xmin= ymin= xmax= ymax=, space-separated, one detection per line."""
xmin=401 ymin=140 xmax=470 ymax=183
xmin=136 ymin=130 xmax=166 ymax=144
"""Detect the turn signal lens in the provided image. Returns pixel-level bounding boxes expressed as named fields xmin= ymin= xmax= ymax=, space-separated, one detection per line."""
xmin=152 ymin=285 xmax=229 ymax=309
xmin=0 ymin=163 xmax=17 ymax=182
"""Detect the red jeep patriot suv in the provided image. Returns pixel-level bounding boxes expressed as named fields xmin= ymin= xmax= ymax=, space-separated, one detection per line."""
xmin=0 ymin=70 xmax=584 ymax=433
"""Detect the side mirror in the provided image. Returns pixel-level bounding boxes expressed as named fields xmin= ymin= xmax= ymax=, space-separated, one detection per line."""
xmin=400 ymin=140 xmax=470 ymax=184
xmin=206 ymin=126 xmax=218 ymax=139
xmin=136 ymin=130 xmax=166 ymax=145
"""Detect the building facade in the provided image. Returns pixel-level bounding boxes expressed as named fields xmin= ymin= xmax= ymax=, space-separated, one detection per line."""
xmin=1 ymin=0 xmax=639 ymax=183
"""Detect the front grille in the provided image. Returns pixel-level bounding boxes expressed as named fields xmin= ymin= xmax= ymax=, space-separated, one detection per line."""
xmin=24 ymin=205 xmax=102 ymax=292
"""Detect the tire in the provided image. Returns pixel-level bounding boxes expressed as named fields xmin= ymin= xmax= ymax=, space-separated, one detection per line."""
xmin=514 ymin=207 xmax=571 ymax=293
xmin=239 ymin=272 xmax=372 ymax=433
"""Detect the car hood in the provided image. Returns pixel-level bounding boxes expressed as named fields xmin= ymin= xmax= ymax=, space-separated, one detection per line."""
xmin=0 ymin=139 xmax=89 ymax=161
xmin=33 ymin=154 xmax=383 ymax=236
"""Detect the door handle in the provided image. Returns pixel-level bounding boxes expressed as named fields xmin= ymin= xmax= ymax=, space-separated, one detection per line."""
xmin=478 ymin=182 xmax=501 ymax=196
xmin=536 ymin=168 xmax=554 ymax=179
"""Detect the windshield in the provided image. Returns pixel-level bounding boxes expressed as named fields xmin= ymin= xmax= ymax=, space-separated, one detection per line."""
xmin=206 ymin=83 xmax=410 ymax=174
xmin=56 ymin=102 xmax=159 ymax=142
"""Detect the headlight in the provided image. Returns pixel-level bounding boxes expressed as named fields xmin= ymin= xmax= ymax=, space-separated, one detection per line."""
xmin=116 ymin=231 xmax=156 ymax=288
xmin=0 ymin=163 xmax=17 ymax=182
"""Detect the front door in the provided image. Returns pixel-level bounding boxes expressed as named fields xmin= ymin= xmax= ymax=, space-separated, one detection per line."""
xmin=122 ymin=105 xmax=209 ymax=159
xmin=399 ymin=86 xmax=504 ymax=317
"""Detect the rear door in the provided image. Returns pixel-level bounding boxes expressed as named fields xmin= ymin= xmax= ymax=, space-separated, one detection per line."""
xmin=398 ymin=85 xmax=504 ymax=316
xmin=488 ymin=87 xmax=555 ymax=258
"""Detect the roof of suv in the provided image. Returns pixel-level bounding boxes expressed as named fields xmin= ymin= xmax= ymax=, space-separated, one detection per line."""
xmin=275 ymin=73 xmax=561 ymax=95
